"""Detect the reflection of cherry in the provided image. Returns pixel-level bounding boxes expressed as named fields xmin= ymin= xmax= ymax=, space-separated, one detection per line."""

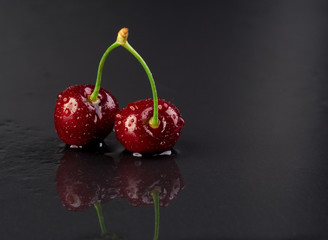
xmin=118 ymin=151 xmax=184 ymax=240
xmin=55 ymin=148 xmax=120 ymax=211
xmin=55 ymin=147 xmax=121 ymax=237
xmin=118 ymin=151 xmax=184 ymax=207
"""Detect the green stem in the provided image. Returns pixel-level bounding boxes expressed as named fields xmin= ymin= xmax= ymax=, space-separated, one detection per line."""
xmin=89 ymin=42 xmax=120 ymax=102
xmin=94 ymin=201 xmax=107 ymax=237
xmin=151 ymin=190 xmax=160 ymax=240
xmin=122 ymin=42 xmax=159 ymax=128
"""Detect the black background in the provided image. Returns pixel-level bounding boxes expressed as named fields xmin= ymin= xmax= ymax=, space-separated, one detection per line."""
xmin=1 ymin=0 xmax=328 ymax=239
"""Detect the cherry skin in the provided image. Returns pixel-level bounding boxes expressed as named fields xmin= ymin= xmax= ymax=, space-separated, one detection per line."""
xmin=114 ymin=99 xmax=185 ymax=154
xmin=55 ymin=148 xmax=120 ymax=211
xmin=54 ymin=84 xmax=119 ymax=146
xmin=118 ymin=151 xmax=184 ymax=207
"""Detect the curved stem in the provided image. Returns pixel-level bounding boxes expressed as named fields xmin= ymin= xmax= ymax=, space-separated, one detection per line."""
xmin=94 ymin=201 xmax=107 ymax=237
xmin=89 ymin=42 xmax=120 ymax=102
xmin=151 ymin=190 xmax=160 ymax=240
xmin=122 ymin=42 xmax=159 ymax=128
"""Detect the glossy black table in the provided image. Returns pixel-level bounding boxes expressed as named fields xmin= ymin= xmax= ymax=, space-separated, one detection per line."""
xmin=1 ymin=1 xmax=328 ymax=239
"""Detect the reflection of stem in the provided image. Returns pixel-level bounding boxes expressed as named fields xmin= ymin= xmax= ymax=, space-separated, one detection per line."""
xmin=94 ymin=201 xmax=107 ymax=236
xmin=151 ymin=190 xmax=160 ymax=240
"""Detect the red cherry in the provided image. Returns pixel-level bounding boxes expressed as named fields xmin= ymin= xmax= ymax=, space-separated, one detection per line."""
xmin=55 ymin=148 xmax=120 ymax=211
xmin=54 ymin=84 xmax=119 ymax=146
xmin=114 ymin=99 xmax=185 ymax=154
xmin=118 ymin=151 xmax=185 ymax=207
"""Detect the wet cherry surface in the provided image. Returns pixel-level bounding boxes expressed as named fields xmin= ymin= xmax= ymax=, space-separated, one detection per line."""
xmin=2 ymin=1 xmax=328 ymax=240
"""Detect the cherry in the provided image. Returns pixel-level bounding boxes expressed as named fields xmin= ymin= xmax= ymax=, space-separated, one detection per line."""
xmin=55 ymin=85 xmax=119 ymax=146
xmin=115 ymin=99 xmax=184 ymax=153
xmin=118 ymin=151 xmax=184 ymax=239
xmin=54 ymin=37 xmax=121 ymax=146
xmin=113 ymin=28 xmax=185 ymax=153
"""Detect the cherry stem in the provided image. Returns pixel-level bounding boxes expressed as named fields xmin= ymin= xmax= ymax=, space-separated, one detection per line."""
xmin=117 ymin=30 xmax=159 ymax=128
xmin=151 ymin=190 xmax=160 ymax=240
xmin=89 ymin=42 xmax=120 ymax=102
xmin=94 ymin=201 xmax=107 ymax=237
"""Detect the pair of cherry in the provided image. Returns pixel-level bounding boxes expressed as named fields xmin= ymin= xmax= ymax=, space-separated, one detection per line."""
xmin=54 ymin=28 xmax=185 ymax=154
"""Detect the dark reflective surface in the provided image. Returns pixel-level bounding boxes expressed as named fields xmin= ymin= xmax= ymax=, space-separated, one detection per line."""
xmin=2 ymin=0 xmax=328 ymax=239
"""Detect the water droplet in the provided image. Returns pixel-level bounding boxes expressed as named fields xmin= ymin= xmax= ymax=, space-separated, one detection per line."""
xmin=58 ymin=94 xmax=62 ymax=99
xmin=63 ymin=97 xmax=68 ymax=102
xmin=70 ymin=145 xmax=82 ymax=149
xmin=158 ymin=105 xmax=162 ymax=110
xmin=116 ymin=114 xmax=121 ymax=118
xmin=159 ymin=150 xmax=172 ymax=156
xmin=118 ymin=121 xmax=121 ymax=125
xmin=130 ymin=106 xmax=135 ymax=111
